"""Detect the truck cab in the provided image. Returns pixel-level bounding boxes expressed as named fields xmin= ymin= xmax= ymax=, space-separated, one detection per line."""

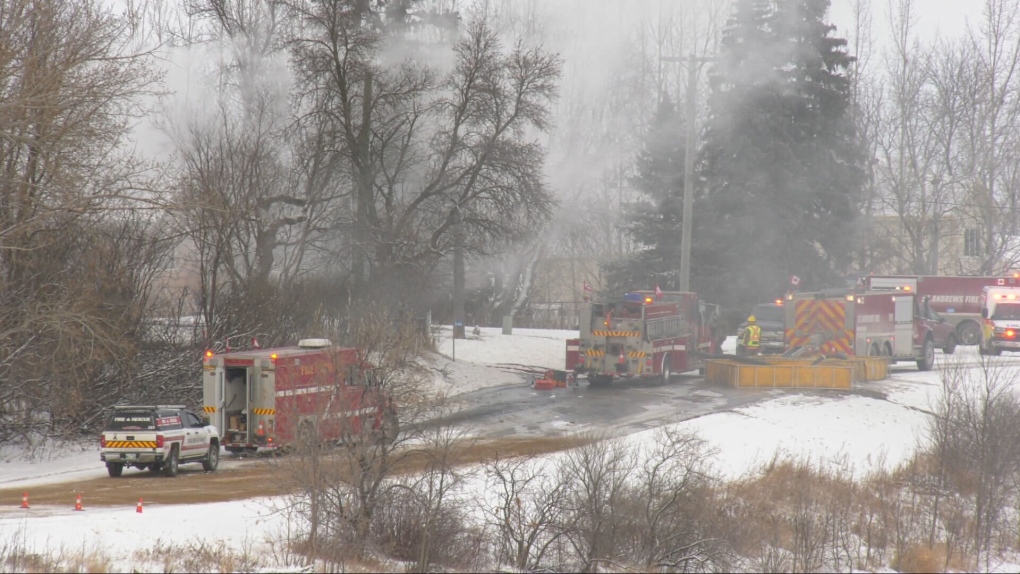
xmin=979 ymin=287 xmax=1020 ymax=355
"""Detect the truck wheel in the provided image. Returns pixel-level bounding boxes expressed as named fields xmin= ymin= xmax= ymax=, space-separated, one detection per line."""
xmin=202 ymin=443 xmax=219 ymax=472
xmin=868 ymin=343 xmax=880 ymax=356
xmin=917 ymin=338 xmax=935 ymax=371
xmin=882 ymin=343 xmax=892 ymax=357
xmin=163 ymin=446 xmax=180 ymax=477
xmin=106 ymin=462 xmax=124 ymax=478
xmin=958 ymin=322 xmax=981 ymax=346
xmin=661 ymin=356 xmax=672 ymax=382
xmin=943 ymin=335 xmax=957 ymax=355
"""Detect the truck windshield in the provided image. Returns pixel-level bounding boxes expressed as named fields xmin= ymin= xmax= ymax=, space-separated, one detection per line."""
xmin=753 ymin=305 xmax=785 ymax=323
xmin=106 ymin=413 xmax=155 ymax=431
xmin=992 ymin=303 xmax=1020 ymax=321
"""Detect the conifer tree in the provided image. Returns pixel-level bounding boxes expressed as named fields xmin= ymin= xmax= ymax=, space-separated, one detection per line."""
xmin=603 ymin=100 xmax=686 ymax=293
xmin=696 ymin=0 xmax=865 ymax=308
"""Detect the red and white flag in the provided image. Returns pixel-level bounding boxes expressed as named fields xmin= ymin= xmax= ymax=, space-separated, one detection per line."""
xmin=790 ymin=275 xmax=801 ymax=287
xmin=583 ymin=279 xmax=592 ymax=292
xmin=224 ymin=338 xmax=232 ymax=352
xmin=251 ymin=337 xmax=261 ymax=349
xmin=654 ymin=284 xmax=664 ymax=298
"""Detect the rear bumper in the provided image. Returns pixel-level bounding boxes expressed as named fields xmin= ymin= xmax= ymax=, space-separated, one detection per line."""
xmin=992 ymin=339 xmax=1020 ymax=349
xmin=101 ymin=451 xmax=163 ymax=464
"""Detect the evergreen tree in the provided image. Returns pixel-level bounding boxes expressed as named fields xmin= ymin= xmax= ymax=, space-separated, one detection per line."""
xmin=696 ymin=0 xmax=865 ymax=309
xmin=602 ymin=99 xmax=686 ymax=294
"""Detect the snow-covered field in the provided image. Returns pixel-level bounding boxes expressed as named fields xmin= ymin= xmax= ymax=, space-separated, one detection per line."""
xmin=2 ymin=326 xmax=1019 ymax=570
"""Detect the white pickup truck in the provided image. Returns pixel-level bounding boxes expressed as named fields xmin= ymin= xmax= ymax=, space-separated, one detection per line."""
xmin=100 ymin=405 xmax=220 ymax=477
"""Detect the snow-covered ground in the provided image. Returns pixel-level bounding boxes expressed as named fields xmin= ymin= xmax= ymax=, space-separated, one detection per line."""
xmin=3 ymin=325 xmax=1019 ymax=570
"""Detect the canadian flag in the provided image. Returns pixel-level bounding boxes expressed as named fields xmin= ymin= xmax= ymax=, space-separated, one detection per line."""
xmin=654 ymin=284 xmax=664 ymax=298
xmin=251 ymin=337 xmax=261 ymax=349
xmin=224 ymin=338 xmax=232 ymax=352
xmin=790 ymin=275 xmax=801 ymax=287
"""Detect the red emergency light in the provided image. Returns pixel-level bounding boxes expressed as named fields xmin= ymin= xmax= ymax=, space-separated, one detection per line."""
xmin=205 ymin=350 xmax=213 ymax=358
xmin=270 ymin=353 xmax=278 ymax=363
xmin=644 ymin=297 xmax=653 ymax=304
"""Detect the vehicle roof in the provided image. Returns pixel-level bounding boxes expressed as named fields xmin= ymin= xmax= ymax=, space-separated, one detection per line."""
xmin=212 ymin=345 xmax=357 ymax=359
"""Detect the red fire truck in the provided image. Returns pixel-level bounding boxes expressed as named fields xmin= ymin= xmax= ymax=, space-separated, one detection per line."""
xmin=566 ymin=290 xmax=717 ymax=386
xmin=785 ymin=290 xmax=956 ymax=371
xmin=201 ymin=338 xmax=397 ymax=454
xmin=861 ymin=274 xmax=1020 ymax=346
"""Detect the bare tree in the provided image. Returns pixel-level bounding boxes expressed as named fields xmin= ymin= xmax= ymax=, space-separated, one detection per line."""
xmin=555 ymin=434 xmax=634 ymax=572
xmin=0 ymin=0 xmax=166 ymax=436
xmin=961 ymin=0 xmax=1020 ymax=274
xmin=277 ymin=304 xmax=443 ymax=566
xmin=628 ymin=426 xmax=727 ymax=572
xmin=287 ymin=1 xmax=560 ymax=306
xmin=481 ymin=454 xmax=567 ymax=571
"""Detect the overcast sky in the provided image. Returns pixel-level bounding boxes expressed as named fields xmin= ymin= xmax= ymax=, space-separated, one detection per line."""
xmin=829 ymin=0 xmax=980 ymax=43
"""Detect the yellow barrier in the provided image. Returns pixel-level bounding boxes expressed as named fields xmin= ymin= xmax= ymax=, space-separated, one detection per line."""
xmin=755 ymin=356 xmax=889 ymax=382
xmin=705 ymin=359 xmax=854 ymax=389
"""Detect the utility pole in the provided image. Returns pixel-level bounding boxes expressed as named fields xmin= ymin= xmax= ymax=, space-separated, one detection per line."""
xmin=452 ymin=206 xmax=465 ymax=339
xmin=662 ymin=54 xmax=712 ymax=292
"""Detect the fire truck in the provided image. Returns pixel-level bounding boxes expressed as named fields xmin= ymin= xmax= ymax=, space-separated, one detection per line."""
xmin=785 ymin=290 xmax=956 ymax=371
xmin=566 ymin=290 xmax=717 ymax=386
xmin=201 ymin=338 xmax=397 ymax=454
xmin=861 ymin=274 xmax=1020 ymax=346
xmin=978 ymin=286 xmax=1020 ymax=355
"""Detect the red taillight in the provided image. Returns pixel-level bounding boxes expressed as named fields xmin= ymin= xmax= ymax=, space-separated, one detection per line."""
xmin=156 ymin=435 xmax=164 ymax=448
xmin=100 ymin=435 xmax=106 ymax=448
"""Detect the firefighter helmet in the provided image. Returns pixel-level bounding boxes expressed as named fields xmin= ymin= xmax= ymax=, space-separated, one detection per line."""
xmin=747 ymin=315 xmax=757 ymax=323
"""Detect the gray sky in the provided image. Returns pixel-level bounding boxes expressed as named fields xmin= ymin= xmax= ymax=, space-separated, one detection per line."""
xmin=829 ymin=0 xmax=980 ymax=42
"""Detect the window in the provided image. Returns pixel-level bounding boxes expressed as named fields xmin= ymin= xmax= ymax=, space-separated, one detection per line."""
xmin=964 ymin=228 xmax=982 ymax=257
xmin=107 ymin=413 xmax=154 ymax=431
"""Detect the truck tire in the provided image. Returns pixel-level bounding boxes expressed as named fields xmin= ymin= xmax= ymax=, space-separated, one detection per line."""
xmin=661 ymin=356 xmax=672 ymax=382
xmin=202 ymin=443 xmax=219 ymax=472
xmin=943 ymin=335 xmax=957 ymax=355
xmin=917 ymin=338 xmax=935 ymax=371
xmin=868 ymin=343 xmax=880 ymax=356
xmin=163 ymin=446 xmax=180 ymax=477
xmin=106 ymin=462 xmax=124 ymax=478
xmin=958 ymin=322 xmax=981 ymax=346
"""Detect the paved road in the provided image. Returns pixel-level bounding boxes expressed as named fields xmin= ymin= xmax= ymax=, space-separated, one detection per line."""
xmin=440 ymin=372 xmax=789 ymax=438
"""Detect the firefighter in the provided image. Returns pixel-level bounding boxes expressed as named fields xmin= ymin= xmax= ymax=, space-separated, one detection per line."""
xmin=742 ymin=315 xmax=761 ymax=356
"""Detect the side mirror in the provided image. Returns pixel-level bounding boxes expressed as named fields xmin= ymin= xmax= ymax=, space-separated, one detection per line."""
xmin=981 ymin=308 xmax=989 ymax=319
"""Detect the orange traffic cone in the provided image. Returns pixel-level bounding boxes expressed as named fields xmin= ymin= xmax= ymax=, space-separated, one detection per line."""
xmin=136 ymin=497 xmax=143 ymax=513
xmin=20 ymin=492 xmax=28 ymax=509
xmin=74 ymin=493 xmax=83 ymax=511
xmin=618 ymin=351 xmax=626 ymax=365
xmin=256 ymin=421 xmax=265 ymax=437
